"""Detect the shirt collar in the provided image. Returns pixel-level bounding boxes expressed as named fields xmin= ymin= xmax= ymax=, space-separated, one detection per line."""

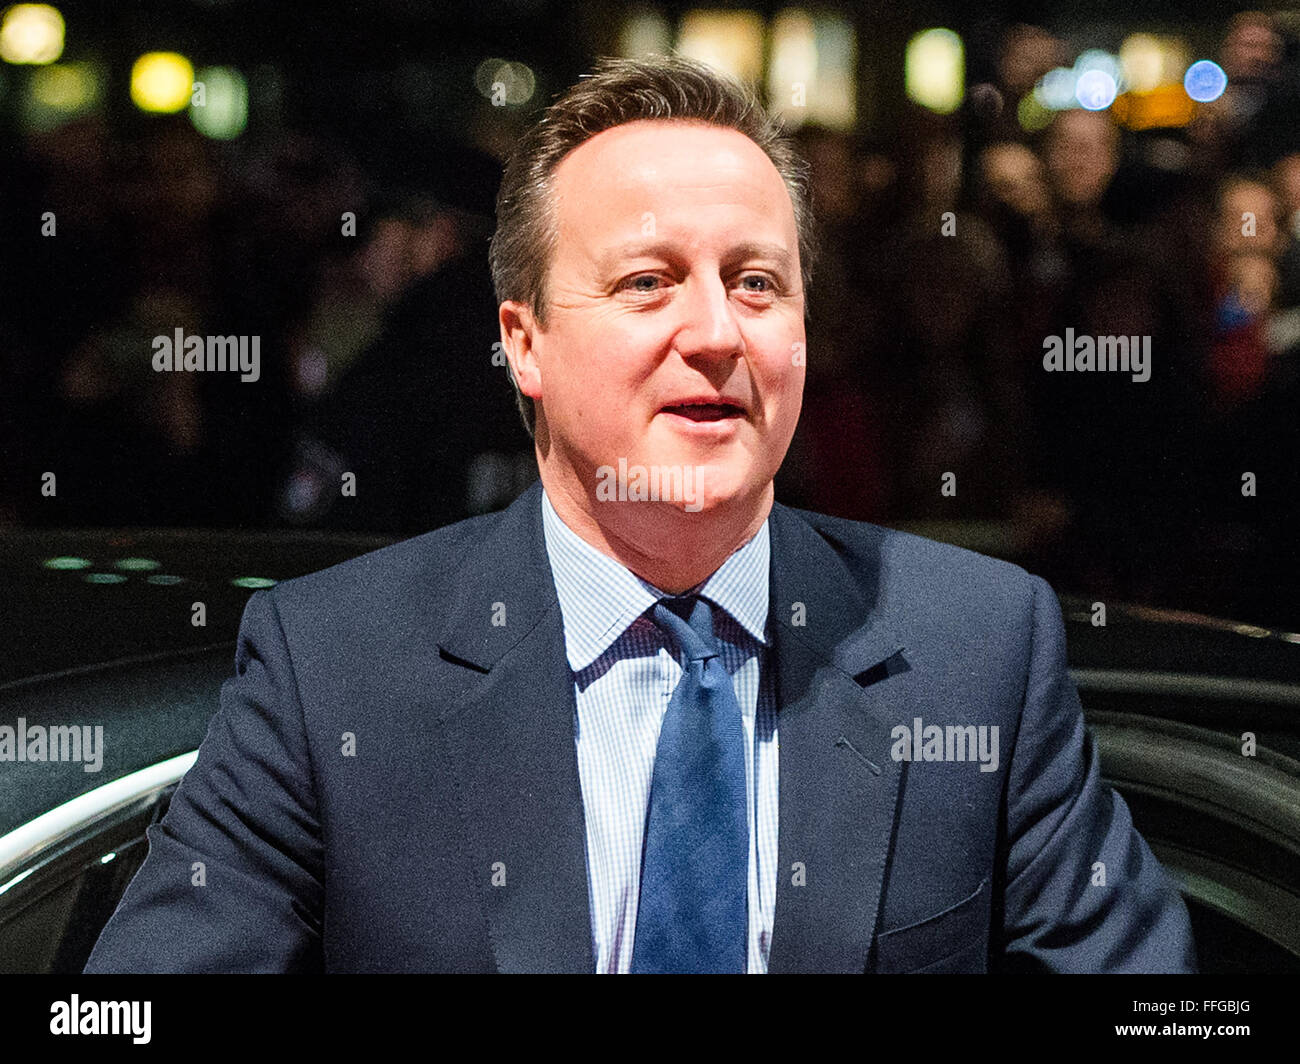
xmin=541 ymin=487 xmax=770 ymax=672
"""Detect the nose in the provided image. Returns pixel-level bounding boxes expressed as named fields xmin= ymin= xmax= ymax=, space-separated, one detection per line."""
xmin=672 ymin=274 xmax=746 ymax=363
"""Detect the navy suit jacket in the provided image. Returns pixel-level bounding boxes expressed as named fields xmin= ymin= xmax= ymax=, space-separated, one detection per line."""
xmin=85 ymin=481 xmax=1196 ymax=973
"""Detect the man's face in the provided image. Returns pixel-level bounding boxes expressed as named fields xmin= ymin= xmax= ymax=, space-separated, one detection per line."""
xmin=507 ymin=119 xmax=805 ymax=518
xmin=981 ymin=143 xmax=1051 ymax=220
xmin=1217 ymin=180 xmax=1282 ymax=258
xmin=1044 ymin=110 xmax=1118 ymax=208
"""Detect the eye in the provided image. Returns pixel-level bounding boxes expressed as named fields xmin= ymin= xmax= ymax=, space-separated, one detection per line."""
xmin=619 ymin=273 xmax=666 ymax=293
xmin=737 ymin=273 xmax=779 ymax=294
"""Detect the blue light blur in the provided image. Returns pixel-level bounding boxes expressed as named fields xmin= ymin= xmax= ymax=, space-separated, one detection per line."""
xmin=1184 ymin=60 xmax=1227 ymax=103
xmin=1075 ymin=70 xmax=1117 ymax=111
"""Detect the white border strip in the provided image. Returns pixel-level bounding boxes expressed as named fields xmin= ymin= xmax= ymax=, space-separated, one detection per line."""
xmin=0 ymin=751 xmax=198 ymax=891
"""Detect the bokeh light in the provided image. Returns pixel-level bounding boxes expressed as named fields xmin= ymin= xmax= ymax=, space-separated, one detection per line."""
xmin=130 ymin=51 xmax=193 ymax=113
xmin=1119 ymin=33 xmax=1164 ymax=93
xmin=676 ymin=9 xmax=765 ymax=84
xmin=113 ymin=557 xmax=161 ymax=571
xmin=42 ymin=555 xmax=91 ymax=571
xmin=472 ymin=58 xmax=536 ymax=106
xmin=1034 ymin=66 xmax=1077 ymax=110
xmin=24 ymin=61 xmax=101 ymax=130
xmin=905 ymin=27 xmax=964 ymax=115
xmin=1018 ymin=91 xmax=1054 ymax=131
xmin=1075 ymin=69 xmax=1117 ymax=110
xmin=0 ymin=4 xmax=64 ymax=65
xmin=189 ymin=65 xmax=248 ymax=139
xmin=83 ymin=572 xmax=127 ymax=585
xmin=1074 ymin=49 xmax=1123 ymax=88
xmin=618 ymin=6 xmax=671 ymax=57
xmin=1184 ymin=59 xmax=1227 ymax=103
xmin=231 ymin=576 xmax=277 ymax=589
xmin=767 ymin=7 xmax=856 ymax=130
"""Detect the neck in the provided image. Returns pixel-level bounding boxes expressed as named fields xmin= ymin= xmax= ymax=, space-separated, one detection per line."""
xmin=540 ymin=468 xmax=772 ymax=594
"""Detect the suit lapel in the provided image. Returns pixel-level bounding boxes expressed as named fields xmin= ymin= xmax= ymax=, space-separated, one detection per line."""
xmin=434 ymin=486 xmax=912 ymax=974
xmin=436 ymin=481 xmax=595 ymax=973
xmin=766 ymin=503 xmax=912 ymax=974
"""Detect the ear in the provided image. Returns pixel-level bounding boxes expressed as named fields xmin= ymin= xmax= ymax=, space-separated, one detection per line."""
xmin=498 ymin=300 xmax=544 ymax=402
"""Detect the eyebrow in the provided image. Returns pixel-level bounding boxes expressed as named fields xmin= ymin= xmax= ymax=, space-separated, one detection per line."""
xmin=596 ymin=239 xmax=795 ymax=276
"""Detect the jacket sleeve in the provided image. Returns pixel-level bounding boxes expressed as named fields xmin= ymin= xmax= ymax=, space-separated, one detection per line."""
xmin=996 ymin=575 xmax=1197 ymax=972
xmin=84 ymin=590 xmax=325 ymax=973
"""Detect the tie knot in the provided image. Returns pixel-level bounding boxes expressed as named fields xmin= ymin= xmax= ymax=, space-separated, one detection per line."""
xmin=652 ymin=595 xmax=719 ymax=663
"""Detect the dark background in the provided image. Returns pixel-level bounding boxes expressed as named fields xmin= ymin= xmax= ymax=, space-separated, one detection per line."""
xmin=1 ymin=0 xmax=1296 ymax=630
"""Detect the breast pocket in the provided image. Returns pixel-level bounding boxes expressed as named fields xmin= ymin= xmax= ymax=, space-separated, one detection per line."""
xmin=872 ymin=877 xmax=990 ymax=973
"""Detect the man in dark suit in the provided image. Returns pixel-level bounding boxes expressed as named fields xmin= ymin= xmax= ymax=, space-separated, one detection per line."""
xmin=85 ymin=54 xmax=1195 ymax=974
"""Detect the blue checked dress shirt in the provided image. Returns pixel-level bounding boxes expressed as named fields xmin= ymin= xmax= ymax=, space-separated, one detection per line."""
xmin=540 ymin=488 xmax=779 ymax=973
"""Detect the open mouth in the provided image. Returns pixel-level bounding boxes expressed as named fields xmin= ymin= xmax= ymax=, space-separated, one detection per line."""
xmin=660 ymin=402 xmax=745 ymax=422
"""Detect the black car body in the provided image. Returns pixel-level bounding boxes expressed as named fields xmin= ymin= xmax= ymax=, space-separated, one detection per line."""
xmin=2 ymin=529 xmax=1298 ymax=972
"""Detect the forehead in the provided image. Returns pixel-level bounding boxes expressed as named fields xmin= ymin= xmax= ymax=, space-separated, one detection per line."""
xmin=548 ymin=119 xmax=796 ymax=251
xmin=1050 ymin=111 xmax=1112 ymax=145
xmin=1224 ymin=181 xmax=1276 ymax=208
xmin=984 ymin=143 xmax=1037 ymax=171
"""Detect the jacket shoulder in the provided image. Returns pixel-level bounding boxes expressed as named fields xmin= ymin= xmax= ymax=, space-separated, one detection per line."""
xmin=261 ymin=508 xmax=501 ymax=621
xmin=777 ymin=504 xmax=1045 ymax=618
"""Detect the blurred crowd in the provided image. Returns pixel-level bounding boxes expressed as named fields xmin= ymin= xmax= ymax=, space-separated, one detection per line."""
xmin=1 ymin=113 xmax=534 ymax=534
xmin=780 ymin=12 xmax=1299 ymax=627
xmin=1 ymin=12 xmax=1297 ymax=628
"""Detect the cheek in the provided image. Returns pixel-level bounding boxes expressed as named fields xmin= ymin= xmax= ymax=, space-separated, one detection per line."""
xmin=567 ymin=320 xmax=662 ymax=386
xmin=756 ymin=349 xmax=805 ymax=411
xmin=553 ymin=351 xmax=650 ymax=442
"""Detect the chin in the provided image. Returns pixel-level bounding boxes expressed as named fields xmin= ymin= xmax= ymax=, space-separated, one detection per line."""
xmin=671 ymin=462 xmax=753 ymax=515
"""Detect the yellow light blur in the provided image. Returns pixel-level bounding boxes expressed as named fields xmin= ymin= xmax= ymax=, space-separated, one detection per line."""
xmin=1119 ymin=33 xmax=1163 ymax=93
xmin=769 ymin=8 xmax=815 ymax=128
xmin=30 ymin=60 xmax=85 ymax=106
xmin=619 ymin=6 xmax=672 ymax=57
xmin=130 ymin=51 xmax=193 ymax=113
xmin=768 ymin=8 xmax=856 ymax=131
xmin=676 ymin=9 xmax=765 ymax=85
xmin=1111 ymin=84 xmax=1196 ymax=131
xmin=1017 ymin=91 xmax=1054 ymax=132
xmin=906 ymin=28 xmax=964 ymax=115
xmin=24 ymin=60 xmax=101 ymax=129
xmin=1119 ymin=32 xmax=1191 ymax=94
xmin=0 ymin=4 xmax=64 ymax=64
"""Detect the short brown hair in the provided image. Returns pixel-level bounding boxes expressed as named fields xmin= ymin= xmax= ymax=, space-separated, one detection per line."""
xmin=489 ymin=52 xmax=819 ymax=436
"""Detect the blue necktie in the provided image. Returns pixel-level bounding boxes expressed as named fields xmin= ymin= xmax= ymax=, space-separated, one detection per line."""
xmin=630 ymin=595 xmax=748 ymax=973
